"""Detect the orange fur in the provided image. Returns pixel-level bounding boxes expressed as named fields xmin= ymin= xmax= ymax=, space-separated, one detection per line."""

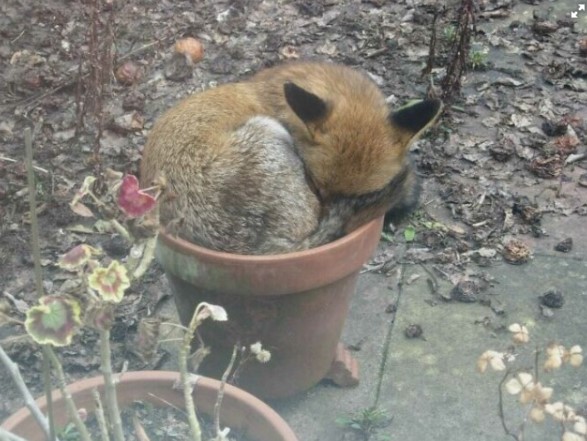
xmin=249 ymin=62 xmax=416 ymax=197
xmin=141 ymin=61 xmax=441 ymax=254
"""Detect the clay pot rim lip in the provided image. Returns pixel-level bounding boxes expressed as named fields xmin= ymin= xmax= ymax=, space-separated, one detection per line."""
xmin=158 ymin=217 xmax=382 ymax=262
xmin=2 ymin=370 xmax=299 ymax=441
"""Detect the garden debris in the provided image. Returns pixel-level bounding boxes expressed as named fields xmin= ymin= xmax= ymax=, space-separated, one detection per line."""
xmin=554 ymin=238 xmax=573 ymax=253
xmin=404 ymin=324 xmax=424 ymax=339
xmin=539 ymin=288 xmax=565 ymax=309
xmin=502 ymin=239 xmax=532 ymax=264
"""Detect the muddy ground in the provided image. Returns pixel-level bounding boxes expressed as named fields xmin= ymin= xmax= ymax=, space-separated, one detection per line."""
xmin=1 ymin=0 xmax=586 ymax=430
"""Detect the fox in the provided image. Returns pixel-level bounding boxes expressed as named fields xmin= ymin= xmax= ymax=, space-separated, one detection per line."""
xmin=140 ymin=61 xmax=442 ymax=254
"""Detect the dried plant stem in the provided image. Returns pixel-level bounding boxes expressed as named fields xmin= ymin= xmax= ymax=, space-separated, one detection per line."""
xmin=43 ymin=346 xmax=92 ymax=441
xmin=132 ymin=236 xmax=157 ymax=280
xmin=179 ymin=308 xmax=205 ymax=441
xmin=41 ymin=358 xmax=56 ymax=441
xmin=99 ymin=329 xmax=125 ymax=441
xmin=373 ymin=264 xmax=404 ymax=408
xmin=110 ymin=219 xmax=132 ymax=242
xmin=0 ymin=345 xmax=55 ymax=440
xmin=0 ymin=156 xmax=49 ymax=173
xmin=132 ymin=415 xmax=152 ymax=441
xmin=441 ymin=0 xmax=476 ymax=102
xmin=0 ymin=427 xmax=28 ymax=441
xmin=24 ymin=129 xmax=44 ymax=302
xmin=24 ymin=127 xmax=58 ymax=441
xmin=498 ymin=370 xmax=520 ymax=441
xmin=92 ymin=389 xmax=111 ymax=441
xmin=422 ymin=5 xmax=441 ymax=77
xmin=533 ymin=347 xmax=541 ymax=382
xmin=0 ymin=312 xmax=23 ymax=325
xmin=213 ymin=345 xmax=239 ymax=438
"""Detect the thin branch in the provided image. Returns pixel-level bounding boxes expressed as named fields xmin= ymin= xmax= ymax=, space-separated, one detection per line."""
xmin=0 ymin=427 xmax=28 ymax=441
xmin=179 ymin=306 xmax=205 ymax=441
xmin=99 ymin=329 xmax=125 ymax=441
xmin=533 ymin=346 xmax=541 ymax=382
xmin=131 ymin=236 xmax=157 ymax=280
xmin=24 ymin=128 xmax=44 ymax=299
xmin=213 ymin=345 xmax=239 ymax=439
xmin=43 ymin=346 xmax=92 ymax=441
xmin=0 ymin=156 xmax=49 ymax=174
xmin=0 ymin=311 xmax=23 ymax=326
xmin=24 ymin=127 xmax=57 ymax=441
xmin=0 ymin=345 xmax=57 ymax=440
xmin=498 ymin=370 xmax=519 ymax=440
xmin=41 ymin=357 xmax=56 ymax=441
xmin=92 ymin=388 xmax=111 ymax=441
xmin=422 ymin=5 xmax=441 ymax=77
xmin=110 ymin=219 xmax=131 ymax=242
xmin=373 ymin=264 xmax=404 ymax=408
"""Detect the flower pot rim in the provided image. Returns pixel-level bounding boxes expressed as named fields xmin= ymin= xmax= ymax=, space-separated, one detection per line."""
xmin=159 ymin=217 xmax=382 ymax=263
xmin=1 ymin=370 xmax=298 ymax=441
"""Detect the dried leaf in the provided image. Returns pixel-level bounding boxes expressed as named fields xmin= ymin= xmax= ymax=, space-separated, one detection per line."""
xmin=70 ymin=176 xmax=96 ymax=208
xmin=70 ymin=201 xmax=95 ymax=218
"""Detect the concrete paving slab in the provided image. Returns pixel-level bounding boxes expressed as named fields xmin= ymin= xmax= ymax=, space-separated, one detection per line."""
xmin=276 ymin=254 xmax=587 ymax=441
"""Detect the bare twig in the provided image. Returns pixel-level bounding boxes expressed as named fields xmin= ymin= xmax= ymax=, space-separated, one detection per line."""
xmin=0 ymin=156 xmax=49 ymax=174
xmin=24 ymin=127 xmax=58 ymax=441
xmin=498 ymin=370 xmax=519 ymax=440
xmin=441 ymin=0 xmax=476 ymax=103
xmin=365 ymin=47 xmax=388 ymax=59
xmin=43 ymin=346 xmax=92 ymax=441
xmin=92 ymin=388 xmax=111 ymax=441
xmin=0 ymin=345 xmax=57 ymax=440
xmin=179 ymin=306 xmax=205 ymax=441
xmin=565 ymin=152 xmax=586 ymax=164
xmin=99 ymin=328 xmax=125 ymax=441
xmin=41 ymin=359 xmax=56 ymax=441
xmin=0 ymin=427 xmax=28 ymax=441
xmin=0 ymin=311 xmax=23 ymax=326
xmin=213 ymin=345 xmax=239 ymax=439
xmin=24 ymin=129 xmax=44 ymax=300
xmin=422 ymin=5 xmax=441 ymax=77
xmin=131 ymin=237 xmax=157 ymax=280
xmin=110 ymin=219 xmax=132 ymax=242
xmin=132 ymin=414 xmax=153 ymax=441
xmin=373 ymin=263 xmax=405 ymax=408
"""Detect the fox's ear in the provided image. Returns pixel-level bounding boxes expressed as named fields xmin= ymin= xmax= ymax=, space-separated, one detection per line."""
xmin=390 ymin=99 xmax=442 ymax=140
xmin=284 ymin=82 xmax=329 ymax=126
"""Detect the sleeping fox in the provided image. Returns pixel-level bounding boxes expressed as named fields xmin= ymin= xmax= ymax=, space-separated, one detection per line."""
xmin=140 ymin=61 xmax=442 ymax=254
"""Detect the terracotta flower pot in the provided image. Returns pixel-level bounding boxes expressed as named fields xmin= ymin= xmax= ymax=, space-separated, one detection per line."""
xmin=156 ymin=217 xmax=384 ymax=399
xmin=1 ymin=371 xmax=298 ymax=441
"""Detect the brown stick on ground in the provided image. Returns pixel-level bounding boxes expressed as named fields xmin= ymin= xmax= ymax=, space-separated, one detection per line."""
xmin=441 ymin=0 xmax=477 ymax=103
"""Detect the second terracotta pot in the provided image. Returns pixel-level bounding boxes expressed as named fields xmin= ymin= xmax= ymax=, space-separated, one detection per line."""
xmin=157 ymin=217 xmax=384 ymax=399
xmin=1 ymin=371 xmax=297 ymax=441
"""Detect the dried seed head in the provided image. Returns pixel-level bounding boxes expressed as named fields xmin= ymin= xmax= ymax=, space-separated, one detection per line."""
xmin=174 ymin=37 xmax=204 ymax=64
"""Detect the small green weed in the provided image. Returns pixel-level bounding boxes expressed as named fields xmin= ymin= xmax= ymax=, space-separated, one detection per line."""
xmin=403 ymin=226 xmax=416 ymax=242
xmin=443 ymin=24 xmax=457 ymax=43
xmin=469 ymin=43 xmax=489 ymax=70
xmin=336 ymin=406 xmax=392 ymax=440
